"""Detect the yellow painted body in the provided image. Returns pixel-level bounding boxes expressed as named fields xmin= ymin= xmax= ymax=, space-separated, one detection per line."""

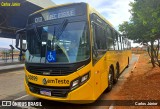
xmin=24 ymin=3 xmax=132 ymax=103
xmin=25 ymin=50 xmax=131 ymax=103
xmin=25 ymin=63 xmax=95 ymax=103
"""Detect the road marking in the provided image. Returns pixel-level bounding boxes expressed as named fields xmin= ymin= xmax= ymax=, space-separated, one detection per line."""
xmin=0 ymin=95 xmax=37 ymax=109
xmin=14 ymin=94 xmax=29 ymax=100
xmin=109 ymin=103 xmax=114 ymax=109
xmin=16 ymin=106 xmax=37 ymax=109
xmin=14 ymin=95 xmax=40 ymax=109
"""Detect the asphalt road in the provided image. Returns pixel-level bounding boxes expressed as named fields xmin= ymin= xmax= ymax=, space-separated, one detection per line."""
xmin=0 ymin=54 xmax=139 ymax=109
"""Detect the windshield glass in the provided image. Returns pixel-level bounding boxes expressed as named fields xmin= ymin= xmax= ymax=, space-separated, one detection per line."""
xmin=26 ymin=21 xmax=90 ymax=63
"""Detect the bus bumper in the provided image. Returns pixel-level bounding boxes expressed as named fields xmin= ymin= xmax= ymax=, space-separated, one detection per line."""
xmin=24 ymin=78 xmax=95 ymax=104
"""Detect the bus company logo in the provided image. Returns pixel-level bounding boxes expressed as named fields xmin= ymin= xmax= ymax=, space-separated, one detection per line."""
xmin=42 ymin=78 xmax=70 ymax=85
xmin=42 ymin=78 xmax=47 ymax=85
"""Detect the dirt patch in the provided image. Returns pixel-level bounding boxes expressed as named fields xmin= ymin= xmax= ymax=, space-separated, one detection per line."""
xmin=114 ymin=53 xmax=160 ymax=109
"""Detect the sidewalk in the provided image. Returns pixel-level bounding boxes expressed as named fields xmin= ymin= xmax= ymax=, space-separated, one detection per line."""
xmin=0 ymin=59 xmax=24 ymax=73
xmin=115 ymin=53 xmax=160 ymax=109
xmin=0 ymin=58 xmax=19 ymax=65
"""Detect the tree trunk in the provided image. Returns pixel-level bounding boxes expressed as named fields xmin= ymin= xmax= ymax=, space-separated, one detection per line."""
xmin=150 ymin=41 xmax=155 ymax=67
xmin=152 ymin=39 xmax=160 ymax=67
xmin=157 ymin=39 xmax=160 ymax=67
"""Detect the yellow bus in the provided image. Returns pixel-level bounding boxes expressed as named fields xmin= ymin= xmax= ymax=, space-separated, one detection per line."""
xmin=16 ymin=2 xmax=131 ymax=103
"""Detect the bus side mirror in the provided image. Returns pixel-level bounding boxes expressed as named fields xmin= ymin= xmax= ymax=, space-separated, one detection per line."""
xmin=15 ymin=29 xmax=26 ymax=52
xmin=15 ymin=34 xmax=20 ymax=48
xmin=92 ymin=47 xmax=98 ymax=57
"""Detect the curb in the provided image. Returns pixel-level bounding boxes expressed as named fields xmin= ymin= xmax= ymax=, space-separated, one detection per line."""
xmin=0 ymin=62 xmax=24 ymax=66
xmin=0 ymin=65 xmax=24 ymax=74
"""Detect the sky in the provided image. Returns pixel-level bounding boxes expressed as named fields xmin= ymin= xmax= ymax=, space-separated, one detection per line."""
xmin=52 ymin=0 xmax=133 ymax=29
xmin=0 ymin=0 xmax=141 ymax=49
xmin=0 ymin=38 xmax=15 ymax=49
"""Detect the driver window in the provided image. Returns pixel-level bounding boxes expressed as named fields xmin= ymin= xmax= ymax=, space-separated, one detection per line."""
xmin=92 ymin=22 xmax=106 ymax=64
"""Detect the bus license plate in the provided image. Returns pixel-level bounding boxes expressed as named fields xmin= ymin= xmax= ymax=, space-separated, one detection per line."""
xmin=40 ymin=89 xmax=51 ymax=96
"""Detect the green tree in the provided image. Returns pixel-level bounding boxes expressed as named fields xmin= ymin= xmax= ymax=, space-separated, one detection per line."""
xmin=119 ymin=0 xmax=160 ymax=67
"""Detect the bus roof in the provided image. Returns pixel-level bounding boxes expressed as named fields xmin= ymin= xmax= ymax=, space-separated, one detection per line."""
xmin=89 ymin=6 xmax=114 ymax=27
xmin=30 ymin=2 xmax=86 ymax=16
xmin=29 ymin=2 xmax=120 ymax=35
xmin=88 ymin=5 xmax=119 ymax=34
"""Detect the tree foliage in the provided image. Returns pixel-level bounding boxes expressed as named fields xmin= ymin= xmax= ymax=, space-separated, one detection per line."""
xmin=119 ymin=0 xmax=160 ymax=67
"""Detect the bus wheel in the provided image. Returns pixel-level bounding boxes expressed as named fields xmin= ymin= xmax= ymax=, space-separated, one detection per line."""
xmin=106 ymin=68 xmax=114 ymax=92
xmin=114 ymin=65 xmax=119 ymax=84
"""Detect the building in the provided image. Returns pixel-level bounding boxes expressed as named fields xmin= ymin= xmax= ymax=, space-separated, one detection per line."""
xmin=0 ymin=0 xmax=56 ymax=39
xmin=0 ymin=0 xmax=56 ymax=61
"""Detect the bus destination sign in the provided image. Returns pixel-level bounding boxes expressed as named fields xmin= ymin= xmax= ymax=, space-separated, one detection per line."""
xmin=34 ymin=8 xmax=76 ymax=23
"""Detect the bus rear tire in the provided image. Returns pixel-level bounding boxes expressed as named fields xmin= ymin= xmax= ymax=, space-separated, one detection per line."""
xmin=114 ymin=64 xmax=119 ymax=84
xmin=106 ymin=68 xmax=114 ymax=92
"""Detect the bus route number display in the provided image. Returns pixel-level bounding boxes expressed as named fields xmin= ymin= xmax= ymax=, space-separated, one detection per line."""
xmin=35 ymin=8 xmax=76 ymax=23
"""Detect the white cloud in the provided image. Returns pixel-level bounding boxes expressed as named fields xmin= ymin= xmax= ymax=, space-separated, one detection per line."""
xmin=0 ymin=0 xmax=137 ymax=48
xmin=53 ymin=0 xmax=134 ymax=29
xmin=0 ymin=38 xmax=15 ymax=48
xmin=86 ymin=0 xmax=134 ymax=29
xmin=53 ymin=0 xmax=139 ymax=47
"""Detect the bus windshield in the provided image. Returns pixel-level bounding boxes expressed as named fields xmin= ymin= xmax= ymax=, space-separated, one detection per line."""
xmin=25 ymin=21 xmax=90 ymax=63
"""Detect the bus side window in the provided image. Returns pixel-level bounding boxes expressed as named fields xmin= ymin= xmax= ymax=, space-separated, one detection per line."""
xmin=92 ymin=22 xmax=106 ymax=64
xmin=121 ymin=36 xmax=124 ymax=50
xmin=118 ymin=35 xmax=122 ymax=50
xmin=122 ymin=37 xmax=125 ymax=50
xmin=124 ymin=39 xmax=128 ymax=50
xmin=94 ymin=24 xmax=106 ymax=50
xmin=128 ymin=41 xmax=131 ymax=50
xmin=127 ymin=40 xmax=129 ymax=50
xmin=114 ymin=32 xmax=119 ymax=50
xmin=91 ymin=23 xmax=98 ymax=62
xmin=106 ymin=27 xmax=114 ymax=50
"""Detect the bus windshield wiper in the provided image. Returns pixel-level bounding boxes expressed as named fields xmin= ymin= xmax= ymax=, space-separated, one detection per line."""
xmin=33 ymin=25 xmax=41 ymax=42
xmin=33 ymin=25 xmax=43 ymax=62
xmin=56 ymin=19 xmax=68 ymax=38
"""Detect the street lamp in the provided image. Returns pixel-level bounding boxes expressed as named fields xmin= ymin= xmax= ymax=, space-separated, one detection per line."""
xmin=9 ymin=45 xmax=15 ymax=62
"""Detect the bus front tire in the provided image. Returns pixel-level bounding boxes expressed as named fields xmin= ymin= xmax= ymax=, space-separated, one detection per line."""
xmin=106 ymin=68 xmax=114 ymax=92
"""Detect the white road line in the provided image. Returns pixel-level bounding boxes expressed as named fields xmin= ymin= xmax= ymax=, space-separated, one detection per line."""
xmin=14 ymin=94 xmax=29 ymax=100
xmin=0 ymin=95 xmax=37 ymax=109
xmin=16 ymin=106 xmax=37 ymax=109
xmin=109 ymin=103 xmax=114 ymax=109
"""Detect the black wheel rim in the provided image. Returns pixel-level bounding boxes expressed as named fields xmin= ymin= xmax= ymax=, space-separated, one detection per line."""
xmin=108 ymin=69 xmax=113 ymax=88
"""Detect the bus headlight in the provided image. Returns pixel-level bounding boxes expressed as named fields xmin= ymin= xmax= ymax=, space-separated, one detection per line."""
xmin=71 ymin=79 xmax=80 ymax=90
xmin=71 ymin=72 xmax=90 ymax=91
xmin=81 ymin=73 xmax=89 ymax=83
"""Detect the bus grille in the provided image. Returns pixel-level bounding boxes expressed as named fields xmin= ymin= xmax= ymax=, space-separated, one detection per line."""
xmin=28 ymin=82 xmax=70 ymax=98
xmin=26 ymin=66 xmax=74 ymax=76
